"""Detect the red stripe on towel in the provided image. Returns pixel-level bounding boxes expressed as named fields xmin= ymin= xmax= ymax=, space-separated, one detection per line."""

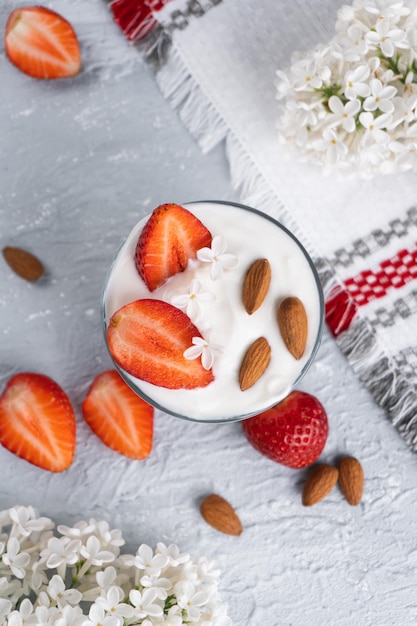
xmin=326 ymin=243 xmax=417 ymax=337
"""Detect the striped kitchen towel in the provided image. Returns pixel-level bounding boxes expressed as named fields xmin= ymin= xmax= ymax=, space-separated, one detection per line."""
xmin=108 ymin=0 xmax=417 ymax=450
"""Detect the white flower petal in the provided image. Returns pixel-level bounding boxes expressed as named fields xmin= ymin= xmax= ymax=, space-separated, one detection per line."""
xmin=183 ymin=345 xmax=204 ymax=360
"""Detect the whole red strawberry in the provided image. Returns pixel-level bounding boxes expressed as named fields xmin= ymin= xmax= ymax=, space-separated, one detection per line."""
xmin=242 ymin=390 xmax=328 ymax=469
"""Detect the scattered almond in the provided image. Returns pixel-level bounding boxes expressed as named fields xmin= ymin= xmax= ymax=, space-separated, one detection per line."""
xmin=239 ymin=336 xmax=271 ymax=391
xmin=2 ymin=246 xmax=44 ymax=281
xmin=302 ymin=463 xmax=339 ymax=506
xmin=200 ymin=494 xmax=243 ymax=535
xmin=338 ymin=456 xmax=364 ymax=506
xmin=242 ymin=258 xmax=271 ymax=314
xmin=278 ymin=296 xmax=308 ymax=360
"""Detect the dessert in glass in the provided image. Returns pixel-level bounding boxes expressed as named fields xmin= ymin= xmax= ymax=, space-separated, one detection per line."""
xmin=102 ymin=201 xmax=324 ymax=422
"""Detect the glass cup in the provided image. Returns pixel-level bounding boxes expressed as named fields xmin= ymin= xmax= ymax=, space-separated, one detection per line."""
xmin=102 ymin=201 xmax=324 ymax=423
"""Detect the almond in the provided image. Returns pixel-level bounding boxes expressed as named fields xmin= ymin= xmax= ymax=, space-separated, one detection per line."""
xmin=2 ymin=246 xmax=44 ymax=281
xmin=278 ymin=296 xmax=308 ymax=360
xmin=338 ymin=456 xmax=364 ymax=506
xmin=242 ymin=258 xmax=271 ymax=314
xmin=302 ymin=463 xmax=339 ymax=506
xmin=200 ymin=494 xmax=243 ymax=535
xmin=239 ymin=336 xmax=271 ymax=391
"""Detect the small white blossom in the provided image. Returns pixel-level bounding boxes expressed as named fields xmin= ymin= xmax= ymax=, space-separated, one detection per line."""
xmin=183 ymin=337 xmax=224 ymax=370
xmin=41 ymin=537 xmax=82 ymax=570
xmin=129 ymin=588 xmax=163 ymax=620
xmin=47 ymin=575 xmax=83 ymax=607
xmin=359 ymin=111 xmax=393 ymax=143
xmin=344 ymin=65 xmax=371 ymax=99
xmin=57 ymin=520 xmax=97 ymax=539
xmin=328 ymin=95 xmax=361 ymax=132
xmin=156 ymin=543 xmax=190 ymax=567
xmin=363 ymin=78 xmax=397 ymax=113
xmin=120 ymin=544 xmax=168 ymax=578
xmin=197 ymin=236 xmax=239 ymax=280
xmin=7 ymin=599 xmax=35 ymax=626
xmin=171 ymin=279 xmax=215 ymax=322
xmin=94 ymin=586 xmax=134 ymax=621
xmin=9 ymin=506 xmax=53 ymax=538
xmin=80 ymin=536 xmax=116 ymax=567
xmin=291 ymin=58 xmax=323 ymax=91
xmin=86 ymin=603 xmax=120 ymax=626
xmin=366 ymin=16 xmax=408 ymax=56
xmin=174 ymin=581 xmax=210 ymax=623
xmin=2 ymin=538 xmax=30 ymax=579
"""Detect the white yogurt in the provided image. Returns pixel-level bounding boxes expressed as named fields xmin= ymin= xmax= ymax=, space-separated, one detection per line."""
xmin=103 ymin=201 xmax=323 ymax=422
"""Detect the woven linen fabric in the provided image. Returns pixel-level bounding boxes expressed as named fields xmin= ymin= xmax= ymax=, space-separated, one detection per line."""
xmin=108 ymin=0 xmax=417 ymax=449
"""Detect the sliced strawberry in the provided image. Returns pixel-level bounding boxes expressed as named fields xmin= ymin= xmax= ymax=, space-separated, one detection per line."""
xmin=5 ymin=7 xmax=81 ymax=80
xmin=135 ymin=203 xmax=212 ymax=291
xmin=107 ymin=299 xmax=214 ymax=389
xmin=0 ymin=373 xmax=76 ymax=472
xmin=82 ymin=370 xmax=153 ymax=460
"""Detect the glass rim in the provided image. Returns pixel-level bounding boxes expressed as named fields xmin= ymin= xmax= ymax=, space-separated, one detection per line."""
xmin=101 ymin=200 xmax=325 ymax=423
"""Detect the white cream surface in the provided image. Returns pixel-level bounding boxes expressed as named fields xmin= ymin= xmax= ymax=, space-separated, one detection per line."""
xmin=103 ymin=202 xmax=323 ymax=421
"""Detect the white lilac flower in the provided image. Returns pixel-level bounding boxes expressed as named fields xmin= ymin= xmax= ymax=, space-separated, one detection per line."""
xmin=345 ymin=24 xmax=369 ymax=56
xmin=291 ymin=58 xmax=323 ymax=91
xmin=96 ymin=566 xmax=118 ymax=590
xmin=183 ymin=337 xmax=224 ymax=370
xmin=57 ymin=520 xmax=97 ymax=540
xmin=41 ymin=537 xmax=82 ymax=570
xmin=80 ymin=536 xmax=116 ymax=567
xmin=7 ymin=599 xmax=35 ymax=626
xmin=366 ymin=16 xmax=408 ymax=55
xmin=359 ymin=111 xmax=393 ymax=143
xmin=121 ymin=544 xmax=168 ymax=578
xmin=328 ymin=95 xmax=361 ymax=132
xmin=94 ymin=586 xmax=134 ymax=621
xmin=197 ymin=236 xmax=239 ymax=280
xmin=344 ymin=65 xmax=371 ymax=99
xmin=9 ymin=506 xmax=53 ymax=538
xmin=171 ymin=279 xmax=215 ymax=322
xmin=54 ymin=605 xmax=86 ymax=626
xmin=314 ymin=128 xmax=348 ymax=165
xmin=156 ymin=542 xmax=190 ymax=567
xmin=364 ymin=0 xmax=410 ymax=21
xmin=47 ymin=575 xmax=83 ymax=607
xmin=363 ymin=78 xmax=397 ymax=113
xmin=2 ymin=538 xmax=30 ymax=579
xmin=174 ymin=580 xmax=210 ymax=623
xmin=86 ymin=603 xmax=120 ymax=626
xmin=129 ymin=588 xmax=163 ymax=620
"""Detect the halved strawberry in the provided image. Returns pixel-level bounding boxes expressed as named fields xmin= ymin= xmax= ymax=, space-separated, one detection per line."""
xmin=135 ymin=203 xmax=212 ymax=291
xmin=0 ymin=373 xmax=76 ymax=472
xmin=82 ymin=370 xmax=153 ymax=460
xmin=5 ymin=7 xmax=81 ymax=80
xmin=107 ymin=299 xmax=214 ymax=389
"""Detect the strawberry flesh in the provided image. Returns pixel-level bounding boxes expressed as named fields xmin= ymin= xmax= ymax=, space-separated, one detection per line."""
xmin=135 ymin=203 xmax=212 ymax=291
xmin=0 ymin=373 xmax=76 ymax=472
xmin=5 ymin=7 xmax=81 ymax=79
xmin=107 ymin=299 xmax=214 ymax=389
xmin=82 ymin=370 xmax=154 ymax=460
xmin=242 ymin=391 xmax=328 ymax=469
